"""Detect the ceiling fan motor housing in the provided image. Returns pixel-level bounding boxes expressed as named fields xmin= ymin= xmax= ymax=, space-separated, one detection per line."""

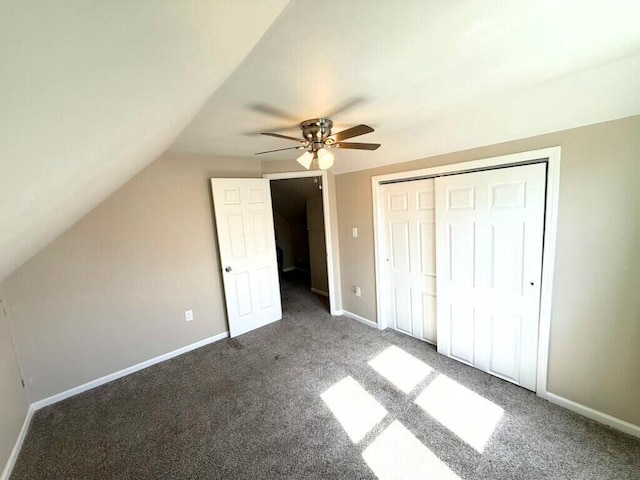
xmin=300 ymin=118 xmax=333 ymax=150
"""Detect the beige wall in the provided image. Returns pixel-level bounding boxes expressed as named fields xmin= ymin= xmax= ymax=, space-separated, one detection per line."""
xmin=307 ymin=196 xmax=329 ymax=294
xmin=0 ymin=297 xmax=28 ymax=473
xmin=336 ymin=115 xmax=640 ymax=426
xmin=0 ymin=153 xmax=261 ymax=403
xmin=273 ymin=212 xmax=295 ymax=271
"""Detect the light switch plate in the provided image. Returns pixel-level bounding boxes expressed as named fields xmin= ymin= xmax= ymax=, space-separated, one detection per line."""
xmin=352 ymin=227 xmax=358 ymax=238
xmin=185 ymin=310 xmax=194 ymax=322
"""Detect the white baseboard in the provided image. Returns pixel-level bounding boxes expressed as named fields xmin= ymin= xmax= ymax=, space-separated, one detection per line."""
xmin=1 ymin=405 xmax=35 ymax=480
xmin=546 ymin=392 xmax=640 ymax=439
xmin=2 ymin=332 xmax=230 ymax=478
xmin=31 ymin=331 xmax=229 ymax=410
xmin=310 ymin=287 xmax=329 ymax=297
xmin=339 ymin=309 xmax=378 ymax=329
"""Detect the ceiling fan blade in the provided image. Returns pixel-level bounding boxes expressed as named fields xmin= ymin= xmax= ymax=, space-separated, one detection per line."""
xmin=324 ymin=97 xmax=367 ymax=118
xmin=254 ymin=146 xmax=304 ymax=155
xmin=249 ymin=103 xmax=299 ymax=122
xmin=329 ymin=124 xmax=374 ymax=142
xmin=335 ymin=142 xmax=381 ymax=150
xmin=261 ymin=132 xmax=305 ymax=143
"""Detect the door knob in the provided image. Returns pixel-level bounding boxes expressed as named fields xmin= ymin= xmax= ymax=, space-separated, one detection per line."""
xmin=225 ymin=266 xmax=232 ymax=272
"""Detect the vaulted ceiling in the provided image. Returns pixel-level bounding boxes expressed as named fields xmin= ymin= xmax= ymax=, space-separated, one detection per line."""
xmin=0 ymin=0 xmax=290 ymax=283
xmin=2 ymin=0 xmax=640 ymax=283
xmin=171 ymin=0 xmax=640 ymax=173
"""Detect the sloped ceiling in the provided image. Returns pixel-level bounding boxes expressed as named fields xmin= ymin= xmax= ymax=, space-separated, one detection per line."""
xmin=3 ymin=1 xmax=640 ymax=285
xmin=0 ymin=0 xmax=290 ymax=282
xmin=171 ymin=0 xmax=640 ymax=173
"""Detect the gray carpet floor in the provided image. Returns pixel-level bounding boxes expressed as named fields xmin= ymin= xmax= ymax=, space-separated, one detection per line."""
xmin=11 ymin=272 xmax=640 ymax=479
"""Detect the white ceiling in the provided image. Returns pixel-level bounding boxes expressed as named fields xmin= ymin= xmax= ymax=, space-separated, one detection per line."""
xmin=2 ymin=0 xmax=640 ymax=284
xmin=171 ymin=0 xmax=640 ymax=174
xmin=0 ymin=0 xmax=289 ymax=283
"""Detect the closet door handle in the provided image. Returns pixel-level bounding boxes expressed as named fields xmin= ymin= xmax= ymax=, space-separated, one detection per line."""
xmin=225 ymin=266 xmax=232 ymax=273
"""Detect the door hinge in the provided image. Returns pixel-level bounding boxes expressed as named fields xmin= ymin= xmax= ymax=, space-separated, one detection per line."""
xmin=21 ymin=378 xmax=25 ymax=388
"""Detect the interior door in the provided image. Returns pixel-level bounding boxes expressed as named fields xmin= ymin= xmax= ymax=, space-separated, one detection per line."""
xmin=381 ymin=179 xmax=437 ymax=343
xmin=210 ymin=178 xmax=282 ymax=337
xmin=435 ymin=163 xmax=545 ymax=390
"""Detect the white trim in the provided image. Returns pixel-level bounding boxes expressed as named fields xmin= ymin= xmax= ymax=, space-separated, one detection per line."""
xmin=1 ymin=405 xmax=35 ymax=480
xmin=546 ymin=392 xmax=640 ymax=439
xmin=535 ymin=148 xmax=561 ymax=399
xmin=371 ymin=147 xmax=561 ymax=397
xmin=371 ymin=147 xmax=559 ymax=184
xmin=31 ymin=331 xmax=229 ymax=410
xmin=371 ymin=176 xmax=387 ymax=332
xmin=339 ymin=309 xmax=378 ymax=329
xmin=2 ymin=332 xmax=230 ymax=478
xmin=264 ymin=170 xmax=339 ymax=315
xmin=310 ymin=287 xmax=329 ymax=297
xmin=263 ymin=170 xmax=324 ymax=180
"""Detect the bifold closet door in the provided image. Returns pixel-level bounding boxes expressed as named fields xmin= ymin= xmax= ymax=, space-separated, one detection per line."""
xmin=435 ymin=163 xmax=546 ymax=391
xmin=381 ymin=179 xmax=437 ymax=344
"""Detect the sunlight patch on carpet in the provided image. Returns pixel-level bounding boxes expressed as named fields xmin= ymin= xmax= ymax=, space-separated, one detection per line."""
xmin=321 ymin=376 xmax=387 ymax=443
xmin=362 ymin=420 xmax=460 ymax=480
xmin=415 ymin=375 xmax=504 ymax=453
xmin=368 ymin=345 xmax=433 ymax=393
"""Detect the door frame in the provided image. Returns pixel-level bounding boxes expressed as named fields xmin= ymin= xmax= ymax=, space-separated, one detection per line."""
xmin=371 ymin=146 xmax=561 ymax=398
xmin=263 ymin=170 xmax=339 ymax=316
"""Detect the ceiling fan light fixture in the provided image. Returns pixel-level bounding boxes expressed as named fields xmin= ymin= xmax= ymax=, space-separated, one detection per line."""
xmin=296 ymin=151 xmax=313 ymax=169
xmin=317 ymin=148 xmax=334 ymax=170
xmin=257 ymin=118 xmax=378 ymax=168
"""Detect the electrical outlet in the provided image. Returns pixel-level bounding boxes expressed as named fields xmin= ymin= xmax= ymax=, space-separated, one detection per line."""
xmin=353 ymin=286 xmax=361 ymax=297
xmin=185 ymin=310 xmax=194 ymax=322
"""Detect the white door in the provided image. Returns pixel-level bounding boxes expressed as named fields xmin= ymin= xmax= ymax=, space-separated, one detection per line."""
xmin=435 ymin=163 xmax=545 ymax=390
xmin=210 ymin=178 xmax=282 ymax=337
xmin=381 ymin=179 xmax=437 ymax=343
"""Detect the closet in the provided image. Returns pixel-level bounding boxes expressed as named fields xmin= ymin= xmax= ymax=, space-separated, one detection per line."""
xmin=381 ymin=163 xmax=546 ymax=390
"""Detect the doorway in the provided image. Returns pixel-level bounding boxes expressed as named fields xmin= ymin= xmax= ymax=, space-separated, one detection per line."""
xmin=264 ymin=170 xmax=339 ymax=316
xmin=270 ymin=176 xmax=329 ymax=312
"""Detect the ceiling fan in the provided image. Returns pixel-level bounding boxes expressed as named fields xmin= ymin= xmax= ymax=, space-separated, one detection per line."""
xmin=254 ymin=118 xmax=380 ymax=170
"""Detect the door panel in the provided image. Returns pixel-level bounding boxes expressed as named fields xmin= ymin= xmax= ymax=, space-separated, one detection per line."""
xmin=436 ymin=163 xmax=545 ymax=391
xmin=488 ymin=312 xmax=521 ymax=382
xmin=390 ymin=222 xmax=410 ymax=271
xmin=418 ymin=222 xmax=436 ymax=275
xmin=381 ymin=180 xmax=437 ymax=343
xmin=211 ymin=178 xmax=282 ymax=337
xmin=233 ymin=272 xmax=252 ymax=317
xmin=490 ymin=223 xmax=525 ymax=294
xmin=448 ymin=222 xmax=475 ymax=287
xmin=450 ymin=304 xmax=475 ymax=365
xmin=393 ymin=286 xmax=412 ymax=334
xmin=422 ymin=294 xmax=437 ymax=341
xmin=251 ymin=212 xmax=268 ymax=254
